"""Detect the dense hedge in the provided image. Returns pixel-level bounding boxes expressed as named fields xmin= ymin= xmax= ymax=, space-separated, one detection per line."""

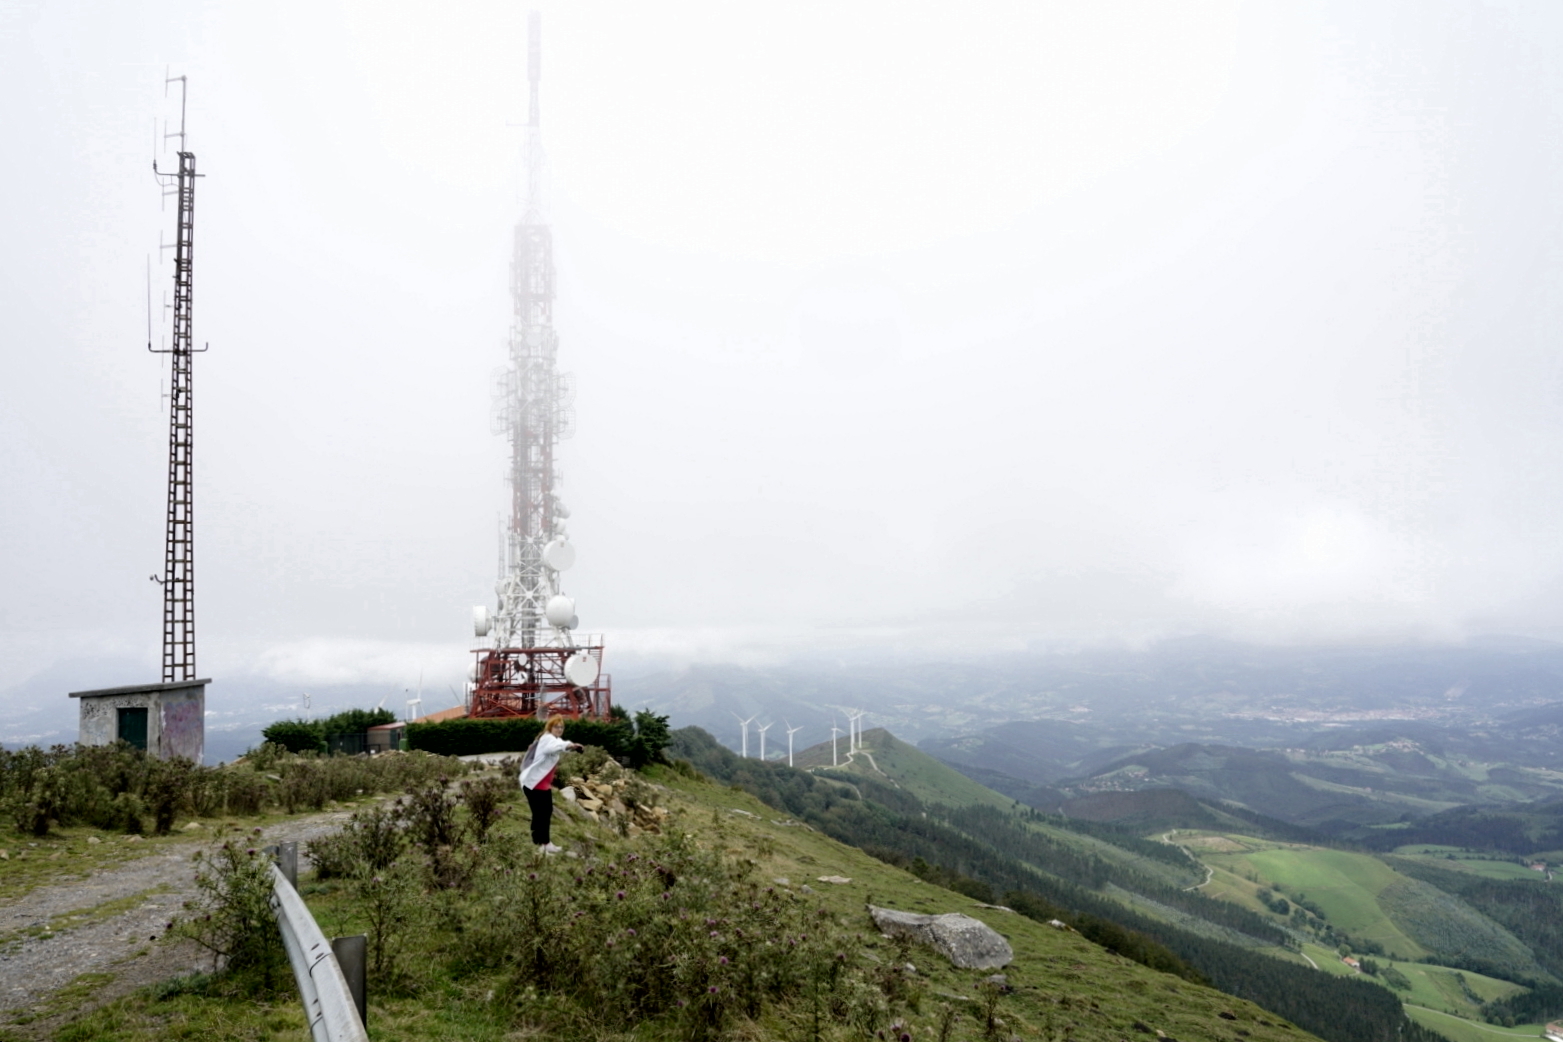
xmin=262 ymin=708 xmax=397 ymax=754
xmin=408 ymin=710 xmax=671 ymax=768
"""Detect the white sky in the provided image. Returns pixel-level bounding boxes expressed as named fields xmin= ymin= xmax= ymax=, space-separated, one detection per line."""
xmin=6 ymin=0 xmax=1563 ymax=696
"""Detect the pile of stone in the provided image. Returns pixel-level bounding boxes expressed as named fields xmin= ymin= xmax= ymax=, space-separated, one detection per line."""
xmin=559 ymin=776 xmax=670 ymax=836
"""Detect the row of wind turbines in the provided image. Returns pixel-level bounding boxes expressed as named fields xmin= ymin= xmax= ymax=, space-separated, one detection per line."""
xmin=732 ymin=710 xmax=868 ymax=768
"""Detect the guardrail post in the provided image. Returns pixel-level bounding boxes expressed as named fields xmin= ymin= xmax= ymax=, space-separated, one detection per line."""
xmin=331 ymin=935 xmax=367 ymax=1027
xmin=264 ymin=841 xmax=299 ymax=888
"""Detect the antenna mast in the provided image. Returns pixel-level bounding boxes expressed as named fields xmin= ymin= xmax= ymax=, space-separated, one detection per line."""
xmin=469 ymin=12 xmax=611 ymax=720
xmin=150 ymin=75 xmax=205 ymax=683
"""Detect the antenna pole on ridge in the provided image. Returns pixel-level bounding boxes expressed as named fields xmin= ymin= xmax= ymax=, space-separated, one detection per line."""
xmin=149 ymin=75 xmax=203 ymax=684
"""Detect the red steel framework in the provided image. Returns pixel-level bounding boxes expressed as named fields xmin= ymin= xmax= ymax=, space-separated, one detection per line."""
xmin=469 ymin=644 xmax=611 ymax=720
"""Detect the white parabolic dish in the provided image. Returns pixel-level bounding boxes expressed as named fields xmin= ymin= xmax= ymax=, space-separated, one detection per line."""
xmin=473 ymin=605 xmax=491 ymax=637
xmin=545 ymin=594 xmax=575 ymax=629
xmin=564 ymin=651 xmax=599 ymax=687
xmin=543 ymin=538 xmax=576 ymax=571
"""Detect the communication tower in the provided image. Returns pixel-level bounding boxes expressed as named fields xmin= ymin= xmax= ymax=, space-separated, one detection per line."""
xmin=469 ymin=12 xmax=612 ymax=720
xmin=150 ymin=75 xmax=205 ymax=683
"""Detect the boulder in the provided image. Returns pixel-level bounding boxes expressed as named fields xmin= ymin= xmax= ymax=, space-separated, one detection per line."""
xmin=868 ymin=906 xmax=1013 ymax=970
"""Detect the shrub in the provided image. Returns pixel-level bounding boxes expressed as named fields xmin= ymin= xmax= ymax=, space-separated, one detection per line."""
xmin=261 ymin=719 xmax=325 ymax=754
xmin=406 ymin=712 xmax=670 ymax=764
xmin=175 ymin=838 xmax=286 ymax=986
xmin=461 ymin=774 xmax=513 ymax=843
xmin=1380 ymin=965 xmax=1413 ymax=990
xmin=308 ymin=802 xmax=408 ymax=881
xmin=260 ymin=708 xmax=395 ymax=755
xmin=404 ymin=779 xmax=466 ymax=887
xmin=458 ymin=827 xmax=891 ymax=1042
xmin=145 ymin=756 xmax=196 ymax=834
xmin=408 ymin=718 xmax=544 ymax=756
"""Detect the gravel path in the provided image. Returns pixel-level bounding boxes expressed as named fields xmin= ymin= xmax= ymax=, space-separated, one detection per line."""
xmin=0 ymin=811 xmax=352 ymax=1035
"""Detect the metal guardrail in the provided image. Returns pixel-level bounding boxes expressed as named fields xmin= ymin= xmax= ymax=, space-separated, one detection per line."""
xmin=268 ymin=861 xmax=370 ymax=1042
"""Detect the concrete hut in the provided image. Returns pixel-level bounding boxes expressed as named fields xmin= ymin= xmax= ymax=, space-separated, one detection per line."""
xmin=70 ymin=678 xmax=208 ymax=763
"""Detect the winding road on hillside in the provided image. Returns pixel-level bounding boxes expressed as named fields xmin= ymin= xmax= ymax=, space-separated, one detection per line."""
xmin=1160 ymin=830 xmax=1215 ymax=890
xmin=0 ymin=811 xmax=351 ymax=1038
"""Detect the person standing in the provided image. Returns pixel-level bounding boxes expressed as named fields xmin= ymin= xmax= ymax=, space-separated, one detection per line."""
xmin=518 ymin=715 xmax=582 ymax=854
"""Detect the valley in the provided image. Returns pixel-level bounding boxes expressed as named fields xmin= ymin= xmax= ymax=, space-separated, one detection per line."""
xmin=687 ymin=723 xmax=1563 ymax=1042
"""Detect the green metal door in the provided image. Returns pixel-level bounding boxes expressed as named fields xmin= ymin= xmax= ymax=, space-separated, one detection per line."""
xmin=117 ymin=707 xmax=148 ymax=750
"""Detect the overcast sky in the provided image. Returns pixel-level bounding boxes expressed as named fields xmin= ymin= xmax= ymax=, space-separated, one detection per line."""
xmin=6 ymin=0 xmax=1563 ymax=698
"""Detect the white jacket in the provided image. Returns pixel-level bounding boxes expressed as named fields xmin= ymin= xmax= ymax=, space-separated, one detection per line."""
xmin=519 ymin=731 xmax=573 ymax=790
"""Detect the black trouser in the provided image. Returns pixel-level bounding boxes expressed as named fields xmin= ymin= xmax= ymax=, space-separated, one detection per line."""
xmin=524 ymin=785 xmax=553 ymax=845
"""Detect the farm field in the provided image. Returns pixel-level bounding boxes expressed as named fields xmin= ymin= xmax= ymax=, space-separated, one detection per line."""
xmin=1272 ymin=939 xmax=1529 ymax=1031
xmin=1188 ymin=833 xmax=1549 ymax=983
xmin=1402 ymin=1006 xmax=1546 ymax=1042
xmin=1177 ymin=833 xmax=1548 ymax=1037
xmin=1200 ymin=840 xmax=1430 ymax=958
xmin=1391 ymin=848 xmax=1556 ymax=883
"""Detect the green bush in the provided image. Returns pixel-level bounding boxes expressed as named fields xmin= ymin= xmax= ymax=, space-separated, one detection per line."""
xmin=144 ymin=757 xmax=196 ymax=835
xmin=456 ymin=827 xmax=891 ymax=1041
xmin=260 ymin=719 xmax=326 ymax=754
xmin=407 ymin=710 xmax=672 ymax=767
xmin=0 ymin=742 xmax=468 ymax=836
xmin=407 ymin=717 xmax=545 ymax=756
xmin=174 ymin=837 xmax=286 ymax=986
xmin=261 ymin=708 xmax=396 ymax=754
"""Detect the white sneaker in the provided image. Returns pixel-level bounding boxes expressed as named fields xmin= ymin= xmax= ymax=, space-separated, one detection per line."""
xmin=542 ymin=843 xmax=563 ymax=855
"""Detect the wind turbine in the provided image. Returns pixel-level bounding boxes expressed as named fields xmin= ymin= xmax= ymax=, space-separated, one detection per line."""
xmin=830 ymin=718 xmax=843 ymax=767
xmin=784 ymin=721 xmax=803 ymax=768
xmin=733 ymin=712 xmax=757 ymax=758
xmin=846 ymin=709 xmax=864 ymax=753
xmin=756 ymin=721 xmax=773 ymax=761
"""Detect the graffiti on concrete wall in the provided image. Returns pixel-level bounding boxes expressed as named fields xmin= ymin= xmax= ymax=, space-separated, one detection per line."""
xmin=161 ymin=696 xmax=204 ymax=761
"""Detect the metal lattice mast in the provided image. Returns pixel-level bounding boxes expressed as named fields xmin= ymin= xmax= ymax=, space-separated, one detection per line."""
xmin=151 ymin=76 xmax=201 ymax=683
xmin=493 ymin=10 xmax=574 ymax=650
xmin=469 ymin=12 xmax=608 ymax=721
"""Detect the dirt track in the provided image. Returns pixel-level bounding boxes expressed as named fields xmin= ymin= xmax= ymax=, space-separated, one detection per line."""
xmin=0 ymin=812 xmax=351 ymax=1037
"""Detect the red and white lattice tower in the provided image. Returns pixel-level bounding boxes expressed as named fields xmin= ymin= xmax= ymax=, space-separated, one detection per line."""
xmin=468 ymin=12 xmax=611 ymax=720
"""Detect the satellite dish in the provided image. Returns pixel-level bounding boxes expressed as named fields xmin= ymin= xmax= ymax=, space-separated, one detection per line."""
xmin=545 ymin=594 xmax=575 ymax=629
xmin=473 ymin=605 xmax=491 ymax=637
xmin=564 ymin=651 xmax=599 ymax=687
xmin=467 ymin=661 xmax=479 ymax=682
xmin=543 ymin=538 xmax=575 ymax=571
xmin=552 ymin=499 xmax=571 ymax=520
xmin=525 ymin=328 xmax=543 ymax=348
xmin=569 ymin=614 xmax=579 ymax=630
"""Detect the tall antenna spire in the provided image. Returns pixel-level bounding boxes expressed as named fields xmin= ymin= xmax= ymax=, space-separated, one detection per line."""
xmin=469 ymin=12 xmax=611 ymax=722
xmin=150 ymin=74 xmax=206 ymax=683
xmin=524 ymin=9 xmax=543 ymax=222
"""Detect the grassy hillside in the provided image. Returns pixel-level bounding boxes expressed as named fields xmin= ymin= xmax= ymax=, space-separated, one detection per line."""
xmin=796 ymin=728 xmax=1016 ymax=812
xmin=801 ymin=729 xmax=1207 ymax=894
xmin=1193 ymin=835 xmax=1547 ymax=982
xmin=673 ymin=727 xmax=1447 ymax=1042
xmin=44 ymin=758 xmax=1325 ymax=1042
